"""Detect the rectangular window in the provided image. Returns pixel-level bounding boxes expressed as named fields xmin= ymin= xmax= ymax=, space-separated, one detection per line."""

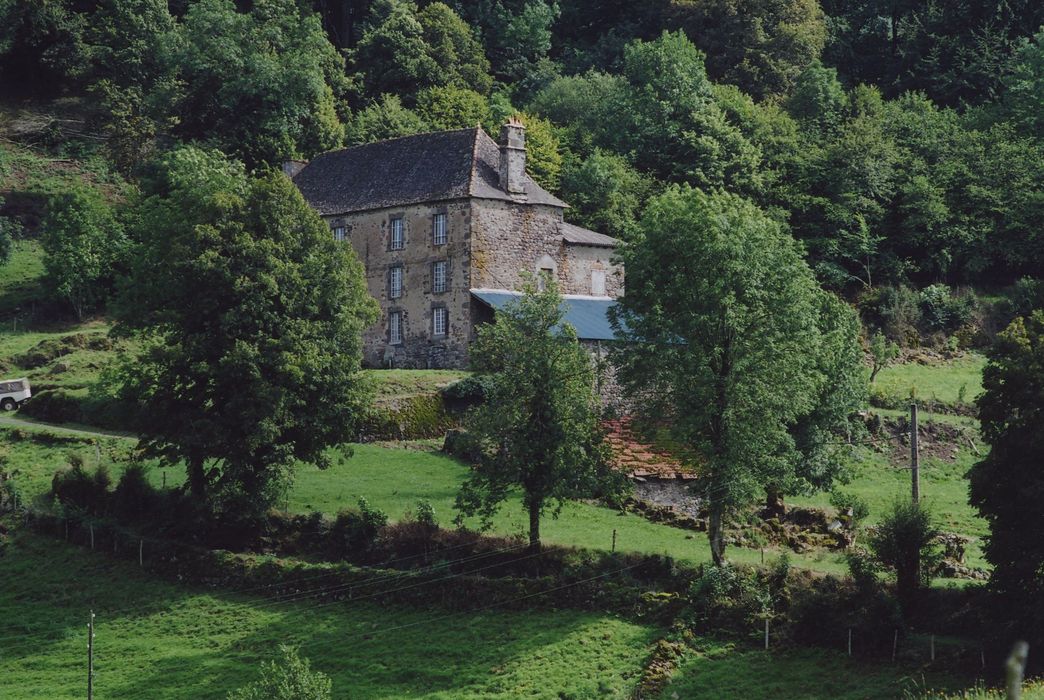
xmin=389 ymin=311 xmax=402 ymax=345
xmin=389 ymin=265 xmax=403 ymax=299
xmin=432 ymin=260 xmax=447 ymax=293
xmin=390 ymin=217 xmax=404 ymax=250
xmin=591 ymin=269 xmax=606 ymax=296
xmin=538 ymin=268 xmax=554 ymax=291
xmin=432 ymin=307 xmax=448 ymax=336
xmin=332 ymin=226 xmax=346 ymax=242
xmin=433 ymin=212 xmax=447 ymax=245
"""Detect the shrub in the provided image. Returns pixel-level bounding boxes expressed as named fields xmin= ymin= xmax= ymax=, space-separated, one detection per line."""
xmin=688 ymin=563 xmax=771 ymax=630
xmin=51 ymin=461 xmax=111 ymax=516
xmin=415 ymin=500 xmax=438 ymax=530
xmin=441 ymin=375 xmax=492 ymax=403
xmin=329 ymin=498 xmax=388 ymax=559
xmin=830 ymin=491 xmax=870 ymax=530
xmin=863 ymin=285 xmax=922 ymax=344
xmin=111 ymin=464 xmax=159 ymax=523
xmin=227 ymin=646 xmax=331 ymax=700
xmin=920 ymin=284 xmax=977 ymax=334
xmin=869 ymin=499 xmax=942 ymax=602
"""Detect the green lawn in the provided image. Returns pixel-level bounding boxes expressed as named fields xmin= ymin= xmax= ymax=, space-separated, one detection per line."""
xmin=363 ymin=368 xmax=469 ymax=400
xmin=0 ymin=239 xmax=46 ymax=319
xmin=0 ymin=533 xmax=657 ymax=699
xmin=874 ymin=353 xmax=986 ymax=406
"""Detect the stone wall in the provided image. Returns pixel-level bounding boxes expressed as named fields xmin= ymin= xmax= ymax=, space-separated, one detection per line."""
xmin=324 ymin=198 xmax=473 ymax=368
xmin=470 ymin=199 xmax=570 ymax=291
xmin=562 ymin=244 xmax=624 ymax=297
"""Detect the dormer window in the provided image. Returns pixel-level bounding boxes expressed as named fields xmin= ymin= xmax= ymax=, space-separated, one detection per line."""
xmin=390 ymin=217 xmax=404 ymax=250
xmin=433 ymin=213 xmax=447 ymax=245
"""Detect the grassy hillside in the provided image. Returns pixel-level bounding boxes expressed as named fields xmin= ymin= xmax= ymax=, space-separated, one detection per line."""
xmin=0 ymin=533 xmax=656 ymax=699
xmin=874 ymin=354 xmax=987 ymax=406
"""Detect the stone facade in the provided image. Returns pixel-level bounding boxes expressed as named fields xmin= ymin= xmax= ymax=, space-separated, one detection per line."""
xmin=294 ymin=122 xmax=623 ymax=369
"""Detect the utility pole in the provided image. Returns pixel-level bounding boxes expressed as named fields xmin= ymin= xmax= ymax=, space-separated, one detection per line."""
xmin=910 ymin=403 xmax=920 ymax=503
xmin=87 ymin=610 xmax=95 ymax=700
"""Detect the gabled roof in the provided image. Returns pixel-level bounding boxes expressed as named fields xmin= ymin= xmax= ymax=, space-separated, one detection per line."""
xmin=293 ymin=127 xmax=567 ymax=215
xmin=470 ymin=289 xmax=620 ymax=341
xmin=561 ymin=221 xmax=619 ymax=248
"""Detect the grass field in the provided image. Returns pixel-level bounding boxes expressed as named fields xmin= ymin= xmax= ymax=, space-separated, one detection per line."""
xmin=0 ymin=240 xmax=46 ymax=319
xmin=0 ymin=532 xmax=657 ymax=699
xmin=874 ymin=353 xmax=986 ymax=406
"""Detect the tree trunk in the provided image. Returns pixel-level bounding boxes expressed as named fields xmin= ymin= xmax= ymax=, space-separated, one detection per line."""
xmin=708 ymin=500 xmax=726 ymax=566
xmin=187 ymin=457 xmax=206 ymax=501
xmin=528 ymin=499 xmax=542 ymax=554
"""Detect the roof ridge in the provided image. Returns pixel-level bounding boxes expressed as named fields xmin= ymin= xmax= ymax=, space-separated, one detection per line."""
xmin=318 ymin=127 xmax=481 ymax=159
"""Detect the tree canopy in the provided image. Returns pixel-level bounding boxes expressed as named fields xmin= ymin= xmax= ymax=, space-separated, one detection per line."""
xmin=611 ymin=186 xmax=862 ymax=564
xmin=114 ymin=147 xmax=378 ymax=511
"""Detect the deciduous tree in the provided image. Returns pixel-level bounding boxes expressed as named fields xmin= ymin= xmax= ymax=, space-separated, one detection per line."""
xmin=456 ymin=281 xmax=621 ymax=553
xmin=612 ymin=186 xmax=857 ymax=565
xmin=115 ymin=147 xmax=378 ymax=512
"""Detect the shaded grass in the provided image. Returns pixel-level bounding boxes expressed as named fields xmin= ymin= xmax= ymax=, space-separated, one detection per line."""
xmin=363 ymin=368 xmax=469 ymax=401
xmin=0 ymin=239 xmax=46 ymax=319
xmin=0 ymin=532 xmax=656 ymax=699
xmin=659 ymin=640 xmax=961 ymax=699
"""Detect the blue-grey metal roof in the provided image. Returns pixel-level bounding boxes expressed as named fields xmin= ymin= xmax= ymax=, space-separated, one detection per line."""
xmin=470 ymin=289 xmax=619 ymax=341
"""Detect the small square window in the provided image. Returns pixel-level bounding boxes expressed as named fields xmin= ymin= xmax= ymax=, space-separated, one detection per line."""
xmin=433 ymin=213 xmax=447 ymax=245
xmin=432 ymin=260 xmax=447 ymax=293
xmin=389 ymin=311 xmax=402 ymax=345
xmin=390 ymin=218 xmax=404 ymax=250
xmin=389 ymin=265 xmax=403 ymax=299
xmin=432 ymin=307 xmax=448 ymax=336
xmin=332 ymin=226 xmax=346 ymax=242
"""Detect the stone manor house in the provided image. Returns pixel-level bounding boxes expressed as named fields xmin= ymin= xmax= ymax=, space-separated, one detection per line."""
xmin=289 ymin=118 xmax=623 ymax=369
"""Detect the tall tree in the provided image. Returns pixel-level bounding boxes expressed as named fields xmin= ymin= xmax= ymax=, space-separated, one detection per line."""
xmin=115 ymin=147 xmax=378 ymax=510
xmin=969 ymin=311 xmax=1044 ymax=640
xmin=173 ymin=0 xmax=348 ymax=167
xmin=456 ymin=281 xmax=620 ymax=553
xmin=667 ymin=0 xmax=828 ymax=101
xmin=611 ymin=186 xmax=852 ymax=565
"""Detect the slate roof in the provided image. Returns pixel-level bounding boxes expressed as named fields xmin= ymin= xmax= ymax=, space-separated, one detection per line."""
xmin=560 ymin=221 xmax=619 ymax=248
xmin=470 ymin=289 xmax=620 ymax=341
xmin=293 ymin=127 xmax=567 ymax=215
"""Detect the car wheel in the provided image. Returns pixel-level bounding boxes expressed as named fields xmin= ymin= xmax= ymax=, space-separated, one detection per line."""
xmin=1 ymin=398 xmax=16 ymax=411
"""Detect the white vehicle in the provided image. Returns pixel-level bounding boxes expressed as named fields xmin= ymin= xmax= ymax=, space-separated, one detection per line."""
xmin=0 ymin=378 xmax=31 ymax=411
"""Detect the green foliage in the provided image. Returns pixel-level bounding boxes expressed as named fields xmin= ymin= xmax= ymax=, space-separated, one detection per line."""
xmin=173 ymin=0 xmax=348 ymax=167
xmin=414 ymin=499 xmax=438 ymax=529
xmin=787 ymin=60 xmax=847 ymax=135
xmin=345 ymin=94 xmax=427 ymax=145
xmin=970 ymin=312 xmax=1044 ymax=635
xmin=456 ymin=280 xmax=622 ymax=551
xmin=830 ymin=490 xmax=870 ymax=529
xmin=559 ymin=149 xmax=655 ymax=240
xmin=868 ymin=499 xmax=942 ymax=600
xmin=415 ymin=86 xmax=492 ymax=130
xmin=51 ymin=460 xmax=111 ymax=516
xmin=41 ymin=185 xmax=128 ymax=320
xmin=112 ymin=463 xmax=159 ymax=523
xmin=227 ymin=646 xmax=332 ymax=700
xmin=444 ymin=0 xmax=559 ymax=86
xmin=612 ymin=186 xmax=859 ymax=564
xmin=516 ymin=112 xmax=561 ymax=191
xmin=868 ymin=332 xmax=900 ymax=382
xmin=330 ymin=497 xmax=388 ymax=557
xmin=114 ymin=146 xmax=378 ymax=511
xmin=352 ymin=0 xmax=491 ymax=102
xmin=667 ymin=0 xmax=828 ymax=101
xmin=0 ymin=197 xmax=20 ymax=265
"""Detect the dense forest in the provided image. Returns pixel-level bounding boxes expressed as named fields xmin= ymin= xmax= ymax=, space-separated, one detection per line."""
xmin=1 ymin=0 xmax=1043 ymax=336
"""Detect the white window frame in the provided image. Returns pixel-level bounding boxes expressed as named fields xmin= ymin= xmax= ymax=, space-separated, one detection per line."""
xmin=432 ymin=260 xmax=447 ymax=293
xmin=389 ymin=310 xmax=402 ymax=345
xmin=389 ymin=265 xmax=403 ymax=299
xmin=332 ymin=226 xmax=346 ymax=242
xmin=390 ymin=217 xmax=404 ymax=250
xmin=432 ymin=307 xmax=448 ymax=336
xmin=433 ymin=212 xmax=447 ymax=245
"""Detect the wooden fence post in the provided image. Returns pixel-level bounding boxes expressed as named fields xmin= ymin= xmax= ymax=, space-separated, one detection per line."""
xmin=1007 ymin=641 xmax=1029 ymax=700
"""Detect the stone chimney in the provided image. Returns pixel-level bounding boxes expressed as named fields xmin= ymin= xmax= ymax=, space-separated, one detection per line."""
xmin=498 ymin=116 xmax=526 ymax=194
xmin=282 ymin=159 xmax=308 ymax=179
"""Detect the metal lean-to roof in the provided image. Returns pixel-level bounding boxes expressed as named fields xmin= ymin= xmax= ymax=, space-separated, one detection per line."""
xmin=470 ymin=289 xmax=619 ymax=341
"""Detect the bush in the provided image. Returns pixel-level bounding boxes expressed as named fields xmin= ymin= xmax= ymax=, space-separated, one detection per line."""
xmin=920 ymin=284 xmax=977 ymax=333
xmin=51 ymin=460 xmax=111 ymax=516
xmin=111 ymin=464 xmax=159 ymax=523
xmin=227 ymin=646 xmax=331 ymax=700
xmin=414 ymin=500 xmax=438 ymax=530
xmin=329 ymin=498 xmax=388 ymax=559
xmin=688 ymin=563 xmax=772 ymax=630
xmin=441 ymin=375 xmax=492 ymax=403
xmin=830 ymin=491 xmax=870 ymax=531
xmin=869 ymin=499 xmax=942 ymax=602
